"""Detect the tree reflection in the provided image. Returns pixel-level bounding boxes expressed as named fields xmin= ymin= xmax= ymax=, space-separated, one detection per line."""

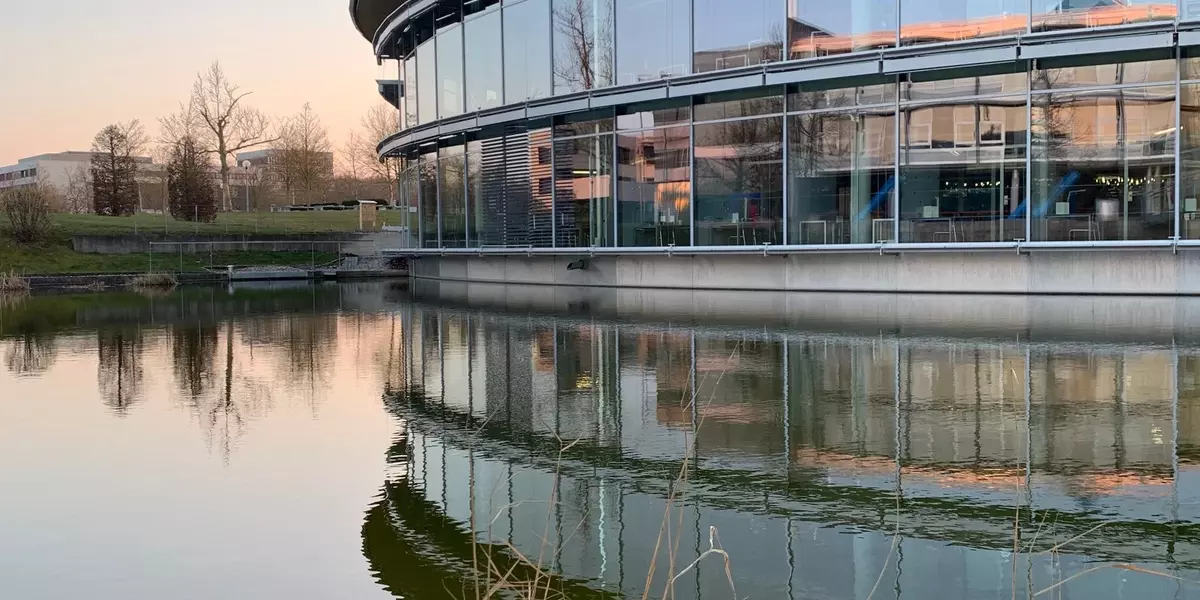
xmin=5 ymin=332 xmax=57 ymax=376
xmin=172 ymin=325 xmax=218 ymax=399
xmin=239 ymin=313 xmax=337 ymax=400
xmin=552 ymin=0 xmax=614 ymax=93
xmin=97 ymin=328 xmax=144 ymax=415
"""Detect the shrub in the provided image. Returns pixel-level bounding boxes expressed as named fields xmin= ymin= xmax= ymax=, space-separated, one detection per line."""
xmin=1 ymin=187 xmax=53 ymax=243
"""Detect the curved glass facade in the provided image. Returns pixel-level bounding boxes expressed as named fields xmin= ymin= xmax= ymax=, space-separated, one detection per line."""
xmin=389 ymin=0 xmax=1188 ymax=121
xmin=375 ymin=1 xmax=1200 ymax=250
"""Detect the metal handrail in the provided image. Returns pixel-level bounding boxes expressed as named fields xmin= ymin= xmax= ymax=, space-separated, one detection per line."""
xmin=382 ymin=239 xmax=1193 ymax=257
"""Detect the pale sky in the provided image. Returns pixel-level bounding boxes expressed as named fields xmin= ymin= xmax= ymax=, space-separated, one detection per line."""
xmin=0 ymin=0 xmax=385 ymax=166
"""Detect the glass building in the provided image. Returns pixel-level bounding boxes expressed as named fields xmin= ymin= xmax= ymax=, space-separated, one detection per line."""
xmin=351 ymin=0 xmax=1200 ymax=250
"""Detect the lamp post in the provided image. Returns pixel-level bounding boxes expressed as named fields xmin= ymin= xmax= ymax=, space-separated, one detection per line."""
xmin=242 ymin=160 xmax=252 ymax=212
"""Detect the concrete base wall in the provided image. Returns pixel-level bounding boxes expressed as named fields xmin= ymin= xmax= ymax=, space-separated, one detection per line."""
xmin=409 ymin=250 xmax=1200 ymax=295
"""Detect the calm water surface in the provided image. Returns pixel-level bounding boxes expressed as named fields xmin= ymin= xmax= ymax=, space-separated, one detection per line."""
xmin=3 ymin=282 xmax=1200 ymax=599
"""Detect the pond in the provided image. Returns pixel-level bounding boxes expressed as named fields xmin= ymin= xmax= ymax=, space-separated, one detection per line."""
xmin=2 ymin=281 xmax=1199 ymax=599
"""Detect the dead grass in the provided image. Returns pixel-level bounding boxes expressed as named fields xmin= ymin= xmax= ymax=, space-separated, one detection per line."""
xmin=0 ymin=271 xmax=29 ymax=293
xmin=127 ymin=272 xmax=178 ymax=289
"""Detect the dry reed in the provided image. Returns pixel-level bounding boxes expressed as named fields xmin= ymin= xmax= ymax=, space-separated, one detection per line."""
xmin=0 ymin=271 xmax=29 ymax=293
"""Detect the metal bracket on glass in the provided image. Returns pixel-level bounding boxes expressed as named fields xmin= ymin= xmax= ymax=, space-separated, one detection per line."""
xmin=762 ymin=243 xmax=772 ymax=257
xmin=1014 ymin=238 xmax=1025 ymax=255
xmin=666 ymin=243 xmax=675 ymax=258
xmin=1172 ymin=235 xmax=1181 ymax=255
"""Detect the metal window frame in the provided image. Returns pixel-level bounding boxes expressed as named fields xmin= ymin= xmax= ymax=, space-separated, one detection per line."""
xmin=893 ymin=78 xmax=901 ymax=244
xmin=689 ymin=95 xmax=697 ymax=248
xmin=1025 ymin=69 xmax=1032 ymax=242
xmin=1178 ymin=44 xmax=1184 ymax=242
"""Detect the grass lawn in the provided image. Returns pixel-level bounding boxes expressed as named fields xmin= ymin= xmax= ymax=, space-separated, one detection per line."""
xmin=0 ymin=229 xmax=339 ymax=275
xmin=53 ymin=209 xmax=409 ymax=235
xmin=0 ymin=210 xmax=405 ymax=275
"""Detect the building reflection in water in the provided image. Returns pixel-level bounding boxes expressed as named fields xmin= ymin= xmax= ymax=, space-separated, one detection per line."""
xmin=376 ymin=304 xmax=1200 ymax=599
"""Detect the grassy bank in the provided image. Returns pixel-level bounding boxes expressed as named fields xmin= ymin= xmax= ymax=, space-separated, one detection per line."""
xmin=0 ymin=229 xmax=338 ymax=275
xmin=53 ymin=210 xmax=407 ymax=235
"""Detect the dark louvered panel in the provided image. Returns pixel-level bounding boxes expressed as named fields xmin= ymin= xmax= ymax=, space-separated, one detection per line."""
xmin=553 ymin=137 xmax=578 ymax=248
xmin=502 ymin=127 xmax=532 ymax=246
xmin=527 ymin=128 xmax=554 ymax=248
xmin=478 ymin=135 xmax=507 ymax=246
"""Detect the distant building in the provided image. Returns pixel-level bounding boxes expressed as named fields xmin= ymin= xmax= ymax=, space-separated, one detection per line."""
xmin=0 ymin=151 xmax=267 ymax=212
xmin=0 ymin=151 xmax=156 ymax=192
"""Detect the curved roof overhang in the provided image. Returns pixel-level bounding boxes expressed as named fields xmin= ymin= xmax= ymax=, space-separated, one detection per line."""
xmin=349 ymin=0 xmax=407 ymax=44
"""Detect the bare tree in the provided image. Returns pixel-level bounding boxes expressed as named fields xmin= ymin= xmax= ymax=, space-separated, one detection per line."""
xmin=167 ymin=62 xmax=277 ymax=212
xmin=277 ymin=103 xmax=332 ymax=205
xmin=63 ymin=164 xmax=93 ymax=214
xmin=357 ymin=105 xmax=402 ymax=203
xmin=339 ymin=132 xmax=364 ymax=201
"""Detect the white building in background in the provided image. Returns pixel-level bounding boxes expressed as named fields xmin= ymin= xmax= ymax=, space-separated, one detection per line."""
xmin=0 ymin=151 xmax=265 ymax=211
xmin=0 ymin=152 xmax=155 ymax=192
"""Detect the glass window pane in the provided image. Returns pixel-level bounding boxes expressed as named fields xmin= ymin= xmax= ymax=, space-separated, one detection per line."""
xmin=1188 ymin=1 xmax=1200 ymax=21
xmin=466 ymin=9 xmax=504 ymax=112
xmin=554 ymin=134 xmax=614 ymax=246
xmin=554 ymin=110 xmax=615 ymax=137
xmin=401 ymin=162 xmax=420 ymax=239
xmin=1184 ymin=84 xmax=1200 ymax=239
xmin=694 ymin=117 xmax=784 ymax=246
xmin=1032 ymin=0 xmax=1173 ymax=33
xmin=615 ymin=0 xmax=691 ymax=85
xmin=899 ymin=98 xmax=1027 ymax=243
xmin=903 ymin=67 xmax=1027 ymax=101
xmin=439 ymin=145 xmax=466 ymax=248
xmin=397 ymin=60 xmax=408 ymax=132
xmin=695 ymin=90 xmax=784 ymax=121
xmin=694 ymin=0 xmax=784 ymax=73
xmin=788 ymin=0 xmax=896 ymax=60
xmin=789 ymin=109 xmax=895 ymax=244
xmin=1031 ymin=86 xmax=1176 ymax=241
xmin=553 ymin=0 xmax=615 ymax=94
xmin=900 ymin=0 xmax=1025 ymax=46
xmin=617 ymin=100 xmax=690 ymax=130
xmin=404 ymin=56 xmax=418 ymax=128
xmin=1034 ymin=56 xmax=1177 ymax=90
xmin=789 ymin=77 xmax=897 ymax=111
xmin=419 ymin=151 xmax=438 ymax=247
xmin=417 ymin=40 xmax=437 ymax=125
xmin=437 ymin=26 xmax=464 ymax=118
xmin=505 ymin=0 xmax=553 ymax=102
xmin=617 ymin=125 xmax=692 ymax=246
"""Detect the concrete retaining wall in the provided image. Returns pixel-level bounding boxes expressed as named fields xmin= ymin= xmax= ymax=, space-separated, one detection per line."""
xmin=408 ymin=250 xmax=1200 ymax=295
xmin=25 ymin=272 xmax=225 ymax=290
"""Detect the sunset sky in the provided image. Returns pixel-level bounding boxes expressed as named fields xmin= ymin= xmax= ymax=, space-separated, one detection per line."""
xmin=0 ymin=0 xmax=384 ymax=166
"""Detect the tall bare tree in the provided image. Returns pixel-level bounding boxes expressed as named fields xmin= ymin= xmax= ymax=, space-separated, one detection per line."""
xmin=164 ymin=62 xmax=277 ymax=212
xmin=277 ymin=103 xmax=332 ymax=205
xmin=90 ymin=120 xmax=146 ymax=216
xmin=356 ymin=105 xmax=402 ymax=203
xmin=63 ymin=164 xmax=93 ymax=214
xmin=339 ymin=132 xmax=364 ymax=201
